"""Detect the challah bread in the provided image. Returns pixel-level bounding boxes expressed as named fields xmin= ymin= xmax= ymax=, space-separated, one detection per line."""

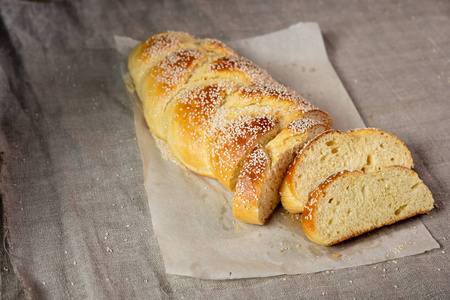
xmin=233 ymin=118 xmax=330 ymax=224
xmin=129 ymin=31 xmax=332 ymax=224
xmin=280 ymin=128 xmax=414 ymax=213
xmin=163 ymin=82 xmax=238 ymax=177
xmin=302 ymin=166 xmax=434 ymax=246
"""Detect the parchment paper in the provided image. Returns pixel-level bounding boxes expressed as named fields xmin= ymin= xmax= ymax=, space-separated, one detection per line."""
xmin=115 ymin=22 xmax=439 ymax=279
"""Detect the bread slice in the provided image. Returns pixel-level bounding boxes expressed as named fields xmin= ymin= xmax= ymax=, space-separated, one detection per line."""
xmin=280 ymin=128 xmax=414 ymax=213
xmin=233 ymin=118 xmax=330 ymax=224
xmin=302 ymin=166 xmax=434 ymax=246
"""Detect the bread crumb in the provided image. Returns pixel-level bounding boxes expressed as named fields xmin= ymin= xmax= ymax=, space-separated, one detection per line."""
xmin=330 ymin=254 xmax=342 ymax=258
xmin=236 ymin=225 xmax=242 ymax=231
xmin=296 ymin=244 xmax=301 ymax=248
xmin=280 ymin=249 xmax=284 ymax=253
xmin=106 ymin=247 xmax=113 ymax=252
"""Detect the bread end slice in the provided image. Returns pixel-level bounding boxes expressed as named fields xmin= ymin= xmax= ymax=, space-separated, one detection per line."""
xmin=233 ymin=119 xmax=329 ymax=224
xmin=302 ymin=166 xmax=434 ymax=246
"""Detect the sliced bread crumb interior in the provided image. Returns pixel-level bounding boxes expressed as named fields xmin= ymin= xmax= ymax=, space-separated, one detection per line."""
xmin=280 ymin=128 xmax=414 ymax=213
xmin=302 ymin=166 xmax=434 ymax=246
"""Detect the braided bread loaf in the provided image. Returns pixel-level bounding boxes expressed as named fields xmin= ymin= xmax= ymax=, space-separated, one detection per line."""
xmin=128 ymin=31 xmax=332 ymax=224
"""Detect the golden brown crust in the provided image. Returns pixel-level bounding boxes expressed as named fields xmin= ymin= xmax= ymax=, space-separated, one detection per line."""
xmin=140 ymin=49 xmax=208 ymax=138
xmin=164 ymin=83 xmax=237 ymax=177
xmin=201 ymin=39 xmax=237 ymax=56
xmin=233 ymin=145 xmax=270 ymax=225
xmin=128 ymin=31 xmax=195 ymax=83
xmin=207 ymin=115 xmax=278 ymax=190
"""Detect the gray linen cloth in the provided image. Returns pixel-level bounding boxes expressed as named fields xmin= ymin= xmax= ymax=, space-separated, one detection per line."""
xmin=1 ymin=0 xmax=449 ymax=299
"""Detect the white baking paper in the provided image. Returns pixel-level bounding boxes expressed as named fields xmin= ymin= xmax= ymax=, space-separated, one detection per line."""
xmin=115 ymin=22 xmax=439 ymax=279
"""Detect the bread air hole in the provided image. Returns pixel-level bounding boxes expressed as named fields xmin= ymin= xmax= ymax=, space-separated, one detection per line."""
xmin=395 ymin=204 xmax=407 ymax=215
xmin=328 ymin=198 xmax=340 ymax=205
xmin=326 ymin=140 xmax=335 ymax=146
xmin=411 ymin=183 xmax=420 ymax=190
xmin=328 ymin=219 xmax=333 ymax=225
xmin=367 ymin=155 xmax=372 ymax=165
xmin=331 ymin=148 xmax=338 ymax=154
